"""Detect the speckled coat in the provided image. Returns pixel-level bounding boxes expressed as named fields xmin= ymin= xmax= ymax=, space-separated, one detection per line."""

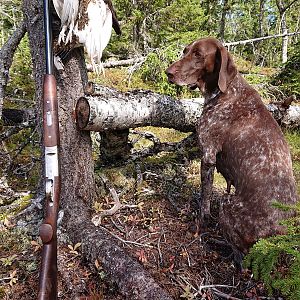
xmin=166 ymin=37 xmax=298 ymax=256
xmin=198 ymin=73 xmax=297 ymax=254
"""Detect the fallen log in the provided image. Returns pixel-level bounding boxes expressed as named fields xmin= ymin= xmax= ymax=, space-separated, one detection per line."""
xmin=75 ymin=85 xmax=300 ymax=132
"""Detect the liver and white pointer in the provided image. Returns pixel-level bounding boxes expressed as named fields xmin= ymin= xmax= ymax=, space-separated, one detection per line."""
xmin=166 ymin=37 xmax=297 ymax=256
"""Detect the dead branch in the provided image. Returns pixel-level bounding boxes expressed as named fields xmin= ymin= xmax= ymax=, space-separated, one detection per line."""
xmin=92 ymin=173 xmax=139 ymax=225
xmin=0 ymin=20 xmax=27 ymax=118
xmin=87 ymin=57 xmax=146 ymax=71
xmin=225 ymin=31 xmax=300 ymax=47
xmin=66 ymin=218 xmax=174 ymax=300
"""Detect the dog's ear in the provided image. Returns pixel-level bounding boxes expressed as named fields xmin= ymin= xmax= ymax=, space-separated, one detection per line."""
xmin=218 ymin=46 xmax=237 ymax=93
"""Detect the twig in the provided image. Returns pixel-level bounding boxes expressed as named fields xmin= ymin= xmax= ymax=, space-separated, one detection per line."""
xmin=100 ymin=225 xmax=154 ymax=248
xmin=92 ymin=173 xmax=139 ymax=226
xmin=211 ymin=288 xmax=242 ymax=300
xmin=0 ymin=277 xmax=12 ymax=282
xmin=110 ymin=217 xmax=127 ymax=234
xmin=200 ymin=284 xmax=236 ymax=290
xmin=157 ymin=229 xmax=164 ymax=266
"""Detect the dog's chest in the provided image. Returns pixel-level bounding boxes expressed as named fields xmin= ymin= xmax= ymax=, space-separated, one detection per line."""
xmin=197 ymin=101 xmax=233 ymax=142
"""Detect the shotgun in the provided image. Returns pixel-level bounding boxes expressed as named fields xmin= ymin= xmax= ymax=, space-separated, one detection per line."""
xmin=38 ymin=0 xmax=61 ymax=299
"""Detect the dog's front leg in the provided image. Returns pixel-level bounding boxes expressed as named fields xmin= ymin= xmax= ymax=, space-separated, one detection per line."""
xmin=200 ymin=152 xmax=216 ymax=222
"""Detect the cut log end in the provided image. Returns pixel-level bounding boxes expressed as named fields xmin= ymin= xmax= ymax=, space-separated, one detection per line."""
xmin=75 ymin=97 xmax=90 ymax=129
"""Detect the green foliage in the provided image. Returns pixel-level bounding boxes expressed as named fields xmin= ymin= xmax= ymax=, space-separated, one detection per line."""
xmin=109 ymin=0 xmax=207 ymax=56
xmin=138 ymin=48 xmax=180 ymax=96
xmin=244 ymin=203 xmax=300 ymax=299
xmin=137 ymin=47 xmax=198 ymax=97
xmin=0 ymin=0 xmax=23 ymax=45
xmin=272 ymin=42 xmax=300 ymax=97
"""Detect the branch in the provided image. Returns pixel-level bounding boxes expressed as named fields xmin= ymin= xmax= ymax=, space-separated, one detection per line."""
xmin=281 ymin=0 xmax=299 ymax=12
xmin=224 ymin=31 xmax=300 ymax=47
xmin=0 ymin=20 xmax=27 ymax=118
xmin=87 ymin=57 xmax=146 ymax=71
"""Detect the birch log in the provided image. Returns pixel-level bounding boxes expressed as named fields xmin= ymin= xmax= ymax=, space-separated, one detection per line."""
xmin=75 ymin=85 xmax=300 ymax=132
xmin=75 ymin=87 xmax=203 ymax=132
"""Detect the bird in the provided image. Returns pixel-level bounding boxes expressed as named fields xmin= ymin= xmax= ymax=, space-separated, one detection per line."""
xmin=52 ymin=0 xmax=121 ymax=72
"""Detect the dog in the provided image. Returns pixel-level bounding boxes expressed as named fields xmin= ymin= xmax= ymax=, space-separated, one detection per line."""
xmin=166 ymin=37 xmax=297 ymax=257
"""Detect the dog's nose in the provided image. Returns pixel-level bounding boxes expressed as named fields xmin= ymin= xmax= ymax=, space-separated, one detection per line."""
xmin=165 ymin=69 xmax=175 ymax=83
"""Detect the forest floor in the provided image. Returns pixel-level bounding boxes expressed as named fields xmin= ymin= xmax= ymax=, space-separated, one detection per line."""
xmin=1 ymin=125 xmax=299 ymax=299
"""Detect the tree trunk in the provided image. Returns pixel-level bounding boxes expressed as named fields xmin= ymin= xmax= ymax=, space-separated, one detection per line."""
xmin=22 ymin=1 xmax=174 ymax=299
xmin=258 ymin=0 xmax=265 ymax=37
xmin=275 ymin=0 xmax=300 ymax=63
xmin=280 ymin=10 xmax=289 ymax=63
xmin=75 ymin=87 xmax=203 ymax=132
xmin=219 ymin=0 xmax=230 ymax=42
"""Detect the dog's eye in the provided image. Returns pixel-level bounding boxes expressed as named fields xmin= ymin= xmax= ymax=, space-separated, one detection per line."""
xmin=193 ymin=50 xmax=201 ymax=58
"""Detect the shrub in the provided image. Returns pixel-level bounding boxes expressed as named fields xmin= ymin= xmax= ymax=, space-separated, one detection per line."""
xmin=244 ymin=203 xmax=300 ymax=299
xmin=138 ymin=47 xmax=198 ymax=98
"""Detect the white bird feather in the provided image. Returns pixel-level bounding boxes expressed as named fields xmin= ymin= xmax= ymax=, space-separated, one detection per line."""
xmin=52 ymin=0 xmax=114 ymax=73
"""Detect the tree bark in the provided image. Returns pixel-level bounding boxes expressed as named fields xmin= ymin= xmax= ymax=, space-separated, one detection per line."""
xmin=22 ymin=1 xmax=174 ymax=299
xmin=75 ymin=86 xmax=300 ymax=132
xmin=276 ymin=0 xmax=289 ymax=63
xmin=258 ymin=0 xmax=266 ymax=37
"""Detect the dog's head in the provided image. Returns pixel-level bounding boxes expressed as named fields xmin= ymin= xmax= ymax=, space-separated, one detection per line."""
xmin=166 ymin=38 xmax=237 ymax=94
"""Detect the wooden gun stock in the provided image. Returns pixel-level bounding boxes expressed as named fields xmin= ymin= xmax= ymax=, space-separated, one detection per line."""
xmin=38 ymin=74 xmax=60 ymax=300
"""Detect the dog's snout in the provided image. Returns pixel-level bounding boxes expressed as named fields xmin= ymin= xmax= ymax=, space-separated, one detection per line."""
xmin=165 ymin=68 xmax=175 ymax=83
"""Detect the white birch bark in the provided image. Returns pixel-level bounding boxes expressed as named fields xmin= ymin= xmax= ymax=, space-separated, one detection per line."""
xmin=75 ymin=85 xmax=300 ymax=132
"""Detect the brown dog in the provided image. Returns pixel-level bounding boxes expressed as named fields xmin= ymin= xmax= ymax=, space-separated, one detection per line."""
xmin=166 ymin=37 xmax=297 ymax=257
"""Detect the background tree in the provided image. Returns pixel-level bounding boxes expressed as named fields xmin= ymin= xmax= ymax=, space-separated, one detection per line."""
xmin=275 ymin=0 xmax=299 ymax=63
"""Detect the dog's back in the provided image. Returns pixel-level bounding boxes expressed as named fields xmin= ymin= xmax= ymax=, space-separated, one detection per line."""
xmin=211 ymin=75 xmax=297 ymax=253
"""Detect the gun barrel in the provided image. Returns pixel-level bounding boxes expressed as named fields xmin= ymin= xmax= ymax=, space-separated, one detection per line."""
xmin=43 ymin=0 xmax=53 ymax=75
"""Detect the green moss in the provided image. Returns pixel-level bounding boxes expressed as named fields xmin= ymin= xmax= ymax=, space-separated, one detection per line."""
xmin=6 ymin=34 xmax=35 ymax=104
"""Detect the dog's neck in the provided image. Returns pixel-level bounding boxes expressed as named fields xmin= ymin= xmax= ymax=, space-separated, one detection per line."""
xmin=204 ymin=89 xmax=221 ymax=105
